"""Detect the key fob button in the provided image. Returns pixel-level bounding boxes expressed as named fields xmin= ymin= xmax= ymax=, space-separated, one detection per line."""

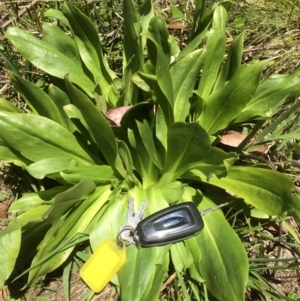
xmin=160 ymin=215 xmax=184 ymax=228
xmin=153 ymin=210 xmax=191 ymax=232
xmin=136 ymin=202 xmax=204 ymax=246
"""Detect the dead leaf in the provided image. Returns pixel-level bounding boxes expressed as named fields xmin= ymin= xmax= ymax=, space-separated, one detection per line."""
xmin=220 ymin=131 xmax=249 ymax=147
xmin=251 ymin=144 xmax=269 ymax=155
xmin=221 ymin=131 xmax=270 ymax=154
xmin=167 ymin=21 xmax=186 ymax=30
xmin=0 ymin=202 xmax=8 ymax=219
xmin=0 ymin=286 xmax=9 ymax=301
xmin=106 ymin=106 xmax=131 ymax=126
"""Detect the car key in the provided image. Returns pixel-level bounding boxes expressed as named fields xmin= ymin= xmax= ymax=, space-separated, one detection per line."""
xmin=119 ymin=197 xmax=148 ymax=244
xmin=80 ymin=197 xmax=147 ymax=293
xmin=135 ymin=201 xmax=233 ymax=247
xmin=135 ymin=202 xmax=203 ymax=247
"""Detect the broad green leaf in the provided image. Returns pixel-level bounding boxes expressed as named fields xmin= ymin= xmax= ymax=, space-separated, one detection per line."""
xmin=42 ymin=22 xmax=81 ymax=66
xmin=136 ymin=119 xmax=163 ymax=169
xmin=147 ymin=16 xmax=171 ymax=64
xmin=155 ymin=105 xmax=168 ymax=159
xmin=44 ymin=9 xmax=70 ymax=27
xmin=0 ymin=98 xmax=21 ymax=113
xmin=120 ymin=52 xmax=141 ymax=106
xmin=121 ymin=0 xmax=143 ymax=105
xmin=160 ymin=181 xmax=184 ymax=204
xmin=180 ymin=190 xmax=203 ymax=281
xmin=89 ymin=193 xmax=127 ymax=252
xmin=192 ymin=0 xmax=211 ymax=37
xmin=182 ymin=147 xmax=237 ymax=181
xmin=208 ymin=166 xmax=295 ymax=217
xmin=0 ymin=111 xmax=96 ymax=165
xmin=144 ymin=185 xmax=170 ymax=221
xmin=170 ymin=4 xmax=184 ymax=18
xmin=48 ymin=84 xmax=70 ymax=107
xmin=127 ymin=124 xmax=159 ymax=189
xmin=159 ymin=122 xmax=211 ymax=186
xmin=169 ymin=35 xmax=180 ymax=61
xmin=64 ymin=78 xmax=125 ymax=178
xmin=141 ymin=252 xmax=169 ymax=301
xmin=143 ymin=21 xmax=174 ymax=123
xmin=153 ymin=82 xmax=174 ymax=127
xmin=120 ymin=103 xmax=159 ymax=187
xmin=9 ymin=187 xmax=67 ymax=213
xmin=62 ymin=2 xmax=119 ymax=105
xmin=0 ymin=229 xmax=21 ymax=287
xmin=171 ymin=49 xmax=205 ymax=122
xmin=196 ymin=147 xmax=237 ymax=177
xmin=0 ymin=205 xmax=50 ymax=238
xmin=186 ymin=236 xmax=202 ymax=265
xmin=197 ymin=6 xmax=227 ymax=99
xmin=214 ymin=31 xmax=245 ymax=90
xmin=176 ymin=29 xmax=208 ymax=60
xmin=131 ymin=73 xmax=151 ymax=92
xmin=10 ymin=74 xmax=65 ymax=126
xmin=237 ymin=65 xmax=300 ymax=123
xmin=63 ymin=104 xmax=90 ymax=133
xmin=60 ymin=165 xmax=117 ymax=184
xmin=0 ymin=139 xmax=30 ymax=166
xmin=196 ymin=196 xmax=248 ymax=301
xmin=61 ymin=2 xmax=100 ymax=81
xmin=289 ymin=195 xmax=300 ymax=220
xmin=43 ymin=179 xmax=96 ymax=224
xmin=5 ymin=27 xmax=95 ymax=95
xmin=27 ymin=185 xmax=111 ymax=286
xmin=48 ymin=84 xmax=74 ymax=132
xmin=139 ymin=0 xmax=155 ymax=48
xmin=17 ymin=221 xmax=52 ymax=270
xmin=188 ymin=263 xmax=203 ymax=283
xmin=118 ymin=246 xmax=161 ymax=301
xmin=26 ymin=157 xmax=79 ymax=179
xmin=198 ymin=61 xmax=266 ymax=134
xmin=118 ymin=140 xmax=140 ymax=186
xmin=171 ymin=242 xmax=193 ymax=271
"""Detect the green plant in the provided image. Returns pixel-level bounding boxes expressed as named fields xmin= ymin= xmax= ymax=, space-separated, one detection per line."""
xmin=1 ymin=1 xmax=300 ymax=300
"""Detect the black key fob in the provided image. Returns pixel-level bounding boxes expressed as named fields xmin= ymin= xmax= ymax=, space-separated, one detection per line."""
xmin=136 ymin=202 xmax=204 ymax=247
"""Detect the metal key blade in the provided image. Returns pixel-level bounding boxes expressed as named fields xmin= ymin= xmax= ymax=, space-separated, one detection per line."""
xmin=120 ymin=197 xmax=148 ymax=244
xmin=200 ymin=200 xmax=234 ymax=216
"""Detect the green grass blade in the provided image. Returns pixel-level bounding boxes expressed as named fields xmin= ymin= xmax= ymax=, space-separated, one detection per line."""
xmin=63 ymin=259 xmax=72 ymax=301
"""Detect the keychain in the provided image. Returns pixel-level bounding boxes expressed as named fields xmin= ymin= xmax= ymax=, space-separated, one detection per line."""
xmin=134 ymin=200 xmax=234 ymax=247
xmin=80 ymin=199 xmax=147 ymax=293
xmin=80 ymin=198 xmax=233 ymax=292
xmin=80 ymin=237 xmax=126 ymax=293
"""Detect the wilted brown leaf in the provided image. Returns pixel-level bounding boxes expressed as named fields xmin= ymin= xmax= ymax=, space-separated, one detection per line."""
xmin=221 ymin=131 xmax=270 ymax=154
xmin=167 ymin=21 xmax=186 ymax=30
xmin=106 ymin=106 xmax=131 ymax=126
xmin=220 ymin=131 xmax=249 ymax=147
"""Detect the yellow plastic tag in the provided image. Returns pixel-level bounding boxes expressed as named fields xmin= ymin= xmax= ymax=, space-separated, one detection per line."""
xmin=80 ymin=239 xmax=126 ymax=292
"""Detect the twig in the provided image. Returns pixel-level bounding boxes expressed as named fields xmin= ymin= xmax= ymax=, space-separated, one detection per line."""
xmin=240 ymin=153 xmax=277 ymax=170
xmin=242 ymin=43 xmax=300 ymax=54
xmin=160 ymin=272 xmax=176 ymax=292
xmin=1 ymin=0 xmax=40 ymax=29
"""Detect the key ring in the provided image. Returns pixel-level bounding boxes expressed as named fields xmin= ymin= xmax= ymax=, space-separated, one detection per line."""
xmin=117 ymin=225 xmax=136 ymax=247
xmin=117 ymin=225 xmax=141 ymax=248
